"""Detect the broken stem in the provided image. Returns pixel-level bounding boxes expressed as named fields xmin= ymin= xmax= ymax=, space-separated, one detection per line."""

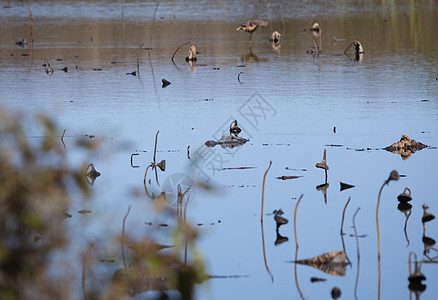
xmin=149 ymin=1 xmax=160 ymax=55
xmin=261 ymin=160 xmax=272 ymax=223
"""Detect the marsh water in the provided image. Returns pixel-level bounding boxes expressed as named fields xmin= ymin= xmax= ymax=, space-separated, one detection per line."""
xmin=1 ymin=0 xmax=438 ymax=299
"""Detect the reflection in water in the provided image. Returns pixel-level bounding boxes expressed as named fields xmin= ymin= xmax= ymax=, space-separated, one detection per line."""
xmin=421 ymin=204 xmax=435 ymax=235
xmin=422 ymin=235 xmax=437 ymax=261
xmin=293 ymin=195 xmax=305 ymax=300
xmin=344 ymin=40 xmax=365 ymax=63
xmin=397 ymin=187 xmax=413 ymax=246
xmin=340 ymin=198 xmax=352 ymax=265
xmin=85 ymin=163 xmax=101 ymax=185
xmin=408 ymin=252 xmax=426 ymax=300
xmin=316 ymin=182 xmax=329 ymax=204
xmin=293 ymin=251 xmax=349 ymax=276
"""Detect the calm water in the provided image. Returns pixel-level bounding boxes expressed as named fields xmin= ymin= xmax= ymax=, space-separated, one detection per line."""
xmin=1 ymin=0 xmax=437 ymax=299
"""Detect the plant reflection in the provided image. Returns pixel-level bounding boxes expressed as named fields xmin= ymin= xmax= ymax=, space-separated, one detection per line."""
xmin=408 ymin=252 xmax=426 ymax=300
xmin=85 ymin=163 xmax=101 ymax=185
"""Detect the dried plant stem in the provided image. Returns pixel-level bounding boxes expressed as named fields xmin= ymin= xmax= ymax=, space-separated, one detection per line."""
xmin=340 ymin=197 xmax=352 ymax=265
xmin=137 ymin=43 xmax=143 ymax=79
xmin=148 ymin=1 xmax=160 ymax=55
xmin=352 ymin=207 xmax=361 ymax=300
xmin=25 ymin=0 xmax=33 ymax=47
xmin=122 ymin=206 xmax=131 ymax=269
xmin=376 ymin=178 xmax=389 ymax=300
xmin=261 ymin=221 xmax=273 ymax=282
xmin=171 ymin=41 xmax=192 ymax=62
xmin=121 ymin=0 xmax=125 ymax=18
xmin=153 ymin=130 xmax=159 ymax=185
xmin=293 ymin=194 xmax=304 ymax=300
xmin=82 ymin=243 xmax=94 ymax=300
xmin=260 ymin=160 xmax=272 ymax=223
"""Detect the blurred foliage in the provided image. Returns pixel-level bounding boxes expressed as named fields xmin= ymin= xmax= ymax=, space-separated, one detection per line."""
xmin=0 ymin=108 xmax=91 ymax=299
xmin=0 ymin=108 xmax=205 ymax=299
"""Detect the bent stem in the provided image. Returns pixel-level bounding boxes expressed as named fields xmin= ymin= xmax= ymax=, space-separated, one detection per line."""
xmin=171 ymin=41 xmax=192 ymax=63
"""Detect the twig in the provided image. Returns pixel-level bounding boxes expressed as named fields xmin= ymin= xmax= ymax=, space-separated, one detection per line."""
xmin=122 ymin=206 xmax=131 ymax=269
xmin=261 ymin=160 xmax=272 ymax=223
xmin=171 ymin=41 xmax=192 ymax=63
xmin=130 ymin=153 xmax=139 ymax=168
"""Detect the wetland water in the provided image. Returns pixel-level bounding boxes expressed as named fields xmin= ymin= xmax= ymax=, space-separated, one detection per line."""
xmin=1 ymin=0 xmax=437 ymax=299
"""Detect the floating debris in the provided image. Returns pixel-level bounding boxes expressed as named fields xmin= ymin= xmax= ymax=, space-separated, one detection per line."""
xmin=92 ymin=68 xmax=102 ymax=71
xmin=340 ymin=182 xmax=355 ymax=191
xmin=397 ymin=187 xmax=412 ymax=202
xmin=276 ymin=175 xmax=302 ymax=180
xmin=292 ymin=251 xmax=349 ymax=276
xmin=78 ymin=210 xmax=92 ymax=214
xmin=205 ymin=135 xmax=249 ymax=149
xmin=162 ymin=79 xmax=171 ymax=88
xmin=61 ymin=67 xmax=68 ymax=73
xmin=126 ymin=71 xmax=137 ymax=76
xmin=220 ymin=166 xmax=256 ymax=171
xmin=384 ymin=135 xmax=428 ymax=160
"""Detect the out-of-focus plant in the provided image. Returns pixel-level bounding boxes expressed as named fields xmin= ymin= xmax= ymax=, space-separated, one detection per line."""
xmin=0 ymin=108 xmax=91 ymax=299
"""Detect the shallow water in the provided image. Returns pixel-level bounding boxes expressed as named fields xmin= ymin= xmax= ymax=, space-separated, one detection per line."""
xmin=1 ymin=0 xmax=438 ymax=299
